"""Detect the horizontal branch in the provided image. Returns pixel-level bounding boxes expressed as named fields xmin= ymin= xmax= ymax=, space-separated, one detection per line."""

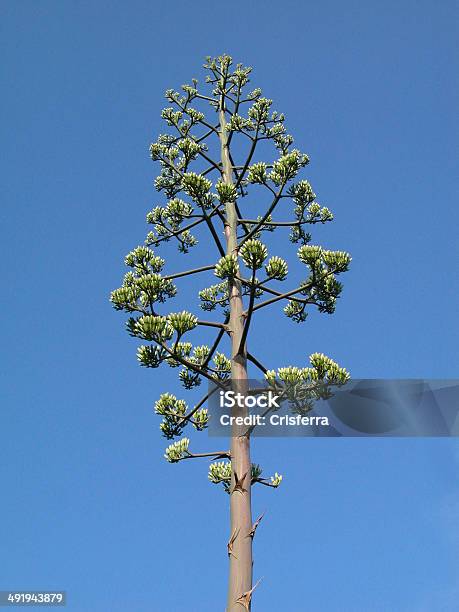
xmin=182 ymin=450 xmax=230 ymax=461
xmin=245 ymin=268 xmax=337 ymax=314
xmin=237 ymin=276 xmax=309 ymax=305
xmin=248 ymin=283 xmax=312 ymax=314
xmin=164 ymin=264 xmax=215 ymax=281
xmin=253 ymin=479 xmax=278 ymax=488
xmin=238 ymin=218 xmax=302 ymax=227
xmin=197 ymin=320 xmax=228 ymax=330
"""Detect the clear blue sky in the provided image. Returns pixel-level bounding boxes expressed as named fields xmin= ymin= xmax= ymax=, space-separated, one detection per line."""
xmin=1 ymin=1 xmax=458 ymax=610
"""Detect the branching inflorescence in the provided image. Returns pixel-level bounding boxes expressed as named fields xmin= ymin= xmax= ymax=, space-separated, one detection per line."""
xmin=111 ymin=54 xmax=351 ymax=609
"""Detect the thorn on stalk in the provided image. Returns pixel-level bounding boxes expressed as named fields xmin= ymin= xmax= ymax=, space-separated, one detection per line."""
xmin=232 ymin=470 xmax=248 ymax=494
xmin=235 ymin=578 xmax=262 ymax=610
xmin=247 ymin=512 xmax=265 ymax=539
xmin=227 ymin=527 xmax=240 ymax=558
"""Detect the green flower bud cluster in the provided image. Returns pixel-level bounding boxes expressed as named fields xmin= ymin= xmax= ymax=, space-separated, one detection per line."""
xmin=213 ymin=352 xmax=231 ymax=380
xmin=247 ymin=162 xmax=267 ymax=184
xmin=110 ymin=261 xmax=177 ymax=312
xmin=180 ymin=83 xmax=198 ymax=100
xmin=192 ymin=408 xmax=209 ymax=431
xmin=189 ymin=345 xmax=210 ymax=366
xmin=134 ymin=315 xmax=174 ymax=342
xmin=155 ymin=392 xmax=208 ymax=437
xmin=184 ymin=107 xmax=205 ymax=124
xmin=286 ymin=181 xmax=335 ymax=239
xmin=269 ymin=150 xmax=310 ymax=186
xmin=247 ymin=97 xmax=273 ymax=125
xmin=165 ymin=198 xmax=194 ymax=224
xmin=149 ymin=140 xmax=179 ymax=165
xmin=321 ymin=250 xmax=352 ymax=273
xmin=174 ymin=344 xmax=216 ymax=389
xmin=182 ymin=172 xmax=212 ymax=201
xmin=199 ymin=281 xmax=229 ymax=312
xmin=283 ymin=300 xmax=308 ymax=323
xmin=308 ymin=353 xmax=350 ymax=384
xmin=153 ymin=167 xmax=182 ymax=200
xmin=284 ymin=253 xmax=345 ymax=318
xmin=298 ymin=245 xmax=351 ymax=275
xmin=246 ymin=88 xmax=262 ymax=100
xmin=305 ymin=202 xmax=333 ymax=223
xmin=155 ymin=393 xmax=188 ymax=439
xmin=161 ymin=107 xmax=183 ymax=127
xmin=167 ymin=311 xmax=198 ymax=336
xmin=179 ymin=369 xmax=201 ymax=390
xmin=176 ymin=344 xmax=211 ymax=389
xmin=215 ymin=180 xmax=237 ymax=203
xmin=265 ymin=369 xmax=310 ymax=410
xmin=265 ymin=353 xmax=350 ymax=388
xmin=289 ymin=180 xmax=316 ymax=204
xmin=165 ymin=342 xmax=192 ymax=367
xmin=265 ymin=256 xmax=288 ymax=280
xmin=225 ymin=95 xmax=288 ymax=144
xmin=264 ymin=370 xmax=277 ymax=386
xmin=164 ymin=437 xmax=190 ymax=462
xmin=124 ymin=246 xmax=165 ymax=273
xmin=175 ymin=230 xmax=199 ymax=253
xmin=273 ymin=132 xmax=294 ymax=155
xmin=145 ymin=198 xmax=198 ymax=253
xmin=265 ymin=122 xmax=286 ymax=140
xmin=110 ymin=285 xmax=142 ymax=312
xmin=137 ymin=345 xmax=168 ymax=368
xmin=270 ymin=473 xmax=283 ymax=487
xmin=177 ymin=137 xmax=201 ymax=162
xmin=163 ymin=86 xmax=205 ymax=128
xmin=226 ymin=114 xmax=253 ymax=133
xmin=136 ymin=273 xmax=177 ymax=303
xmin=208 ymin=461 xmax=232 ymax=491
xmin=204 ymin=53 xmax=233 ymax=74
xmin=145 ymin=230 xmax=198 ymax=254
xmin=165 ymin=88 xmax=188 ymax=106
xmin=214 ymin=255 xmax=238 ymax=279
xmin=206 ymin=56 xmax=243 ymax=97
xmin=265 ymin=354 xmax=350 ymax=413
xmin=277 ymin=366 xmax=307 ymax=383
xmin=150 ymin=132 xmax=205 ymax=199
xmin=228 ymin=65 xmax=252 ymax=89
xmin=297 ymin=244 xmax=323 ymax=265
xmin=208 ymin=461 xmax=273 ymax=493
xmin=313 ymin=276 xmax=343 ymax=314
xmin=240 ymin=239 xmax=268 ymax=270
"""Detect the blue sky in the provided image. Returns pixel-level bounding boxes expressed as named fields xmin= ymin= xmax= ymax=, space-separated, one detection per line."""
xmin=1 ymin=1 xmax=458 ymax=610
